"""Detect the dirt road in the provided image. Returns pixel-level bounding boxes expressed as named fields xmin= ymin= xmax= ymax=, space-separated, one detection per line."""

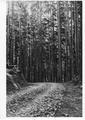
xmin=7 ymin=83 xmax=65 ymax=117
xmin=7 ymin=83 xmax=82 ymax=117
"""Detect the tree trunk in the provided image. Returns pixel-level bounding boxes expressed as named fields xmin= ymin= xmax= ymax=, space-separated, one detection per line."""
xmin=79 ymin=1 xmax=82 ymax=82
xmin=58 ymin=1 xmax=62 ymax=82
xmin=71 ymin=2 xmax=74 ymax=80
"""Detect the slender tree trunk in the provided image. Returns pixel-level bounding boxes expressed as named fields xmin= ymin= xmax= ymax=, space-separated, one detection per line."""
xmin=18 ymin=14 xmax=21 ymax=70
xmin=79 ymin=1 xmax=82 ymax=82
xmin=76 ymin=2 xmax=80 ymax=76
xmin=10 ymin=2 xmax=14 ymax=65
xmin=64 ymin=1 xmax=68 ymax=82
xmin=67 ymin=1 xmax=71 ymax=81
xmin=58 ymin=1 xmax=62 ymax=82
xmin=74 ymin=1 xmax=77 ymax=74
xmin=52 ymin=11 xmax=54 ymax=82
xmin=12 ymin=2 xmax=15 ymax=65
xmin=25 ymin=22 xmax=28 ymax=80
xmin=71 ymin=2 xmax=74 ymax=80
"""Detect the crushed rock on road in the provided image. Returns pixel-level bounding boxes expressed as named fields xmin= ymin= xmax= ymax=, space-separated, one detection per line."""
xmin=7 ymin=83 xmax=65 ymax=117
xmin=7 ymin=82 xmax=82 ymax=117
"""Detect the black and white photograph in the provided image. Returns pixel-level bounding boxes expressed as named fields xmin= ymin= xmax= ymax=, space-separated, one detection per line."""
xmin=5 ymin=0 xmax=82 ymax=117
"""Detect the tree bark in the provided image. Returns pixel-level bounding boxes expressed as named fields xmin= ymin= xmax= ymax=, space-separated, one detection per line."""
xmin=58 ymin=1 xmax=62 ymax=82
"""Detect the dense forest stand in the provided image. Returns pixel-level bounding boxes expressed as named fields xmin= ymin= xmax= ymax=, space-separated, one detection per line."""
xmin=6 ymin=1 xmax=82 ymax=83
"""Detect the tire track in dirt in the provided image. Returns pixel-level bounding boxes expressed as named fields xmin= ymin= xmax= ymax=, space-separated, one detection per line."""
xmin=7 ymin=83 xmax=44 ymax=102
xmin=7 ymin=83 xmax=52 ymax=116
